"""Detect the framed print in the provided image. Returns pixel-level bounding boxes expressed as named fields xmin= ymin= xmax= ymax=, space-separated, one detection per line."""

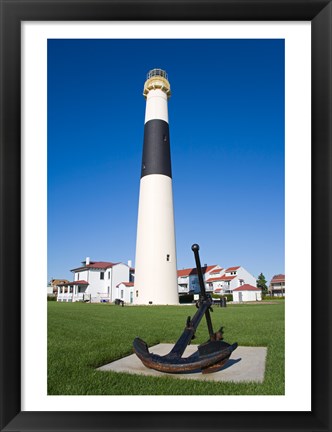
xmin=1 ymin=1 xmax=331 ymax=431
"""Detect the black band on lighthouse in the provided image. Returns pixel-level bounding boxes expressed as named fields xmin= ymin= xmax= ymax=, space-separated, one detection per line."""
xmin=141 ymin=119 xmax=172 ymax=178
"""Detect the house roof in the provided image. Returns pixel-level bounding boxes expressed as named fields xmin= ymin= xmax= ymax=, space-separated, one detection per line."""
xmin=225 ymin=266 xmax=240 ymax=272
xmin=177 ymin=265 xmax=218 ymax=277
xmin=116 ymin=282 xmax=134 ymax=287
xmin=205 ymin=277 xmax=221 ymax=283
xmin=71 ymin=261 xmax=118 ymax=272
xmin=206 ymin=275 xmax=236 ymax=282
xmin=233 ymin=284 xmax=260 ymax=292
xmin=209 ymin=268 xmax=224 ymax=275
xmin=271 ymin=274 xmax=285 ymax=283
xmin=220 ymin=275 xmax=236 ymax=281
xmin=57 ymin=280 xmax=89 ymax=286
xmin=51 ymin=279 xmax=69 ymax=286
xmin=177 ymin=268 xmax=192 ymax=277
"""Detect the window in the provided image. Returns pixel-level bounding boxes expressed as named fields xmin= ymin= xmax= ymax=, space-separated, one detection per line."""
xmin=100 ymin=272 xmax=104 ymax=280
xmin=77 ymin=273 xmax=80 ymax=280
xmin=166 ymin=254 xmax=170 ymax=261
xmin=121 ymin=290 xmax=124 ymax=299
xmin=108 ymin=271 xmax=111 ymax=279
xmin=136 ymin=290 xmax=138 ymax=297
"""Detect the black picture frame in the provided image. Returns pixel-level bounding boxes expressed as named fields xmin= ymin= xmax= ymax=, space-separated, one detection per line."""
xmin=0 ymin=1 xmax=331 ymax=431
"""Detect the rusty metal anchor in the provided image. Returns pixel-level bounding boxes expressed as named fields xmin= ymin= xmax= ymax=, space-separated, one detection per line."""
xmin=133 ymin=244 xmax=238 ymax=374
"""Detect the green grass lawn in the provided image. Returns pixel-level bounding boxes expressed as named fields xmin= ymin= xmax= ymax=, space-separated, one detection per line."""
xmin=48 ymin=301 xmax=284 ymax=395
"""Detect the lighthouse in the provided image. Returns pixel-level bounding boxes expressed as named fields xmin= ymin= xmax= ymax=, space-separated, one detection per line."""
xmin=134 ymin=69 xmax=179 ymax=305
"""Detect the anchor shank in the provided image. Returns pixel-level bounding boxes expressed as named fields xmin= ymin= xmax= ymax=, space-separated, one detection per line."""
xmin=192 ymin=244 xmax=215 ymax=339
xmin=192 ymin=245 xmax=208 ymax=297
xmin=169 ymin=301 xmax=211 ymax=357
xmin=204 ymin=308 xmax=215 ymax=341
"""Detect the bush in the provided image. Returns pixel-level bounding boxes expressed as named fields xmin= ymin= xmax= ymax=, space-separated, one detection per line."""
xmin=263 ymin=295 xmax=285 ymax=301
xmin=47 ymin=295 xmax=57 ymax=301
xmin=211 ymin=293 xmax=233 ymax=302
xmin=178 ymin=294 xmax=194 ymax=304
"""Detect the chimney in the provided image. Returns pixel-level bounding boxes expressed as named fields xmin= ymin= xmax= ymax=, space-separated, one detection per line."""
xmin=128 ymin=260 xmax=132 ymax=268
xmin=86 ymin=257 xmax=90 ymax=265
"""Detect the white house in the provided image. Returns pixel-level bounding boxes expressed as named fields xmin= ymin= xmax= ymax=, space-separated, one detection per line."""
xmin=57 ymin=257 xmax=134 ymax=303
xmin=205 ymin=266 xmax=257 ymax=295
xmin=47 ymin=279 xmax=69 ymax=296
xmin=177 ymin=265 xmax=221 ymax=294
xmin=233 ymin=284 xmax=262 ymax=302
xmin=115 ymin=282 xmax=134 ymax=304
xmin=269 ymin=274 xmax=285 ymax=297
xmin=203 ymin=267 xmax=225 ymax=292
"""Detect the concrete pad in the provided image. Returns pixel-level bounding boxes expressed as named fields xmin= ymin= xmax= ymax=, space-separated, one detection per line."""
xmin=97 ymin=344 xmax=267 ymax=382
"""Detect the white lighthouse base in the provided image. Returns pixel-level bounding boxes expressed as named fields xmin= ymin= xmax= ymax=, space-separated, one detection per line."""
xmin=134 ymin=174 xmax=179 ymax=305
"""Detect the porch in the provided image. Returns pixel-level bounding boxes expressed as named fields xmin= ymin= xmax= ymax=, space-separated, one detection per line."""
xmin=57 ymin=280 xmax=89 ymax=302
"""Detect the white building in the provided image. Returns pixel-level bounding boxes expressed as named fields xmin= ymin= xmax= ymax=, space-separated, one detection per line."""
xmin=269 ymin=274 xmax=285 ymax=297
xmin=57 ymin=257 xmax=134 ymax=303
xmin=205 ymin=266 xmax=257 ymax=294
xmin=177 ymin=265 xmax=221 ymax=294
xmin=115 ymin=282 xmax=135 ymax=304
xmin=233 ymin=284 xmax=262 ymax=302
xmin=47 ymin=279 xmax=69 ymax=296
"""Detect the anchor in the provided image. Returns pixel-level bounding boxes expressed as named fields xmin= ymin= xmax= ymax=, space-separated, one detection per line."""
xmin=133 ymin=244 xmax=238 ymax=374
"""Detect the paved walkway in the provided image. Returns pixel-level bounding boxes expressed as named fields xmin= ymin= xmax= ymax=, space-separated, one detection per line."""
xmin=98 ymin=344 xmax=267 ymax=383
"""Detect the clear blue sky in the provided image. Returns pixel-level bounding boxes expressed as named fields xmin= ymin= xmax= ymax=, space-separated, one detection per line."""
xmin=48 ymin=38 xmax=284 ymax=284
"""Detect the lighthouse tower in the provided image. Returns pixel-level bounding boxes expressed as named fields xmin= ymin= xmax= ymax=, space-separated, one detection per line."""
xmin=134 ymin=69 xmax=179 ymax=305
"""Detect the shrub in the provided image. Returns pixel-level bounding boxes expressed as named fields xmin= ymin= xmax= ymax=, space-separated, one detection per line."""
xmin=47 ymin=295 xmax=57 ymax=301
xmin=263 ymin=295 xmax=285 ymax=301
xmin=211 ymin=293 xmax=233 ymax=302
xmin=178 ymin=294 xmax=194 ymax=304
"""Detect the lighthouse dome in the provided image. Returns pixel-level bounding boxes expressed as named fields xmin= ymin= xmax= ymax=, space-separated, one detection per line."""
xmin=143 ymin=68 xmax=171 ymax=99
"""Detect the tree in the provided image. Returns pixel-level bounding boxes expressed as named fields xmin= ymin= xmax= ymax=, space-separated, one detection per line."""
xmin=257 ymin=273 xmax=268 ymax=295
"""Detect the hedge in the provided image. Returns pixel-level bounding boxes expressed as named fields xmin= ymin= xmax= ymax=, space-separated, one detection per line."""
xmin=178 ymin=294 xmax=194 ymax=304
xmin=211 ymin=293 xmax=233 ymax=302
xmin=262 ymin=295 xmax=285 ymax=300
